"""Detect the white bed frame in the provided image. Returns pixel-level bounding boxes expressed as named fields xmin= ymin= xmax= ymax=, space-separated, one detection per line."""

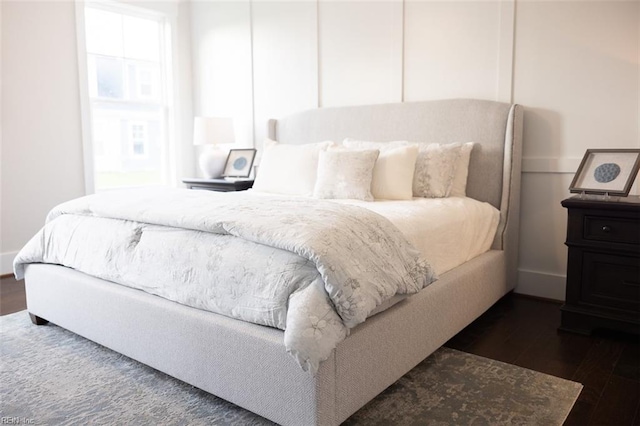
xmin=24 ymin=99 xmax=523 ymax=426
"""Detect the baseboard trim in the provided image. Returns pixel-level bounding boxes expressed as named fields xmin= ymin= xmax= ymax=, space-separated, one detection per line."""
xmin=1 ymin=252 xmax=18 ymax=276
xmin=515 ymin=269 xmax=566 ymax=302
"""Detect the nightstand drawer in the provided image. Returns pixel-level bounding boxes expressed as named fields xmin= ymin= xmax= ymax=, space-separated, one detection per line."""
xmin=584 ymin=216 xmax=640 ymax=245
xmin=580 ymin=251 xmax=640 ymax=313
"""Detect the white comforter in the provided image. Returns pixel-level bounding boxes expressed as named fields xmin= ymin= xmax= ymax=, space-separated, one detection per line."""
xmin=14 ymin=188 xmax=435 ymax=374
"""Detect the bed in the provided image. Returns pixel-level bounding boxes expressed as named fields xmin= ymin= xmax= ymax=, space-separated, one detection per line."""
xmin=17 ymin=98 xmax=523 ymax=425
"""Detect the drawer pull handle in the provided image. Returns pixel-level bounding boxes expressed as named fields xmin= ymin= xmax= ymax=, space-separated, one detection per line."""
xmin=602 ymin=225 xmax=611 ymax=233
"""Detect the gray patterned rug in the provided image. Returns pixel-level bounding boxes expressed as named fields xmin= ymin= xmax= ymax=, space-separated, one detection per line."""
xmin=1 ymin=311 xmax=582 ymax=425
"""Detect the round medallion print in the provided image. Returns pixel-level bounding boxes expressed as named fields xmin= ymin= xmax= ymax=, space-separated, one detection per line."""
xmin=233 ymin=157 xmax=248 ymax=170
xmin=593 ymin=163 xmax=620 ymax=183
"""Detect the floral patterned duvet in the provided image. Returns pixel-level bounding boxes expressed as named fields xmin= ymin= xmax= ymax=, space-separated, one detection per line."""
xmin=14 ymin=188 xmax=436 ymax=373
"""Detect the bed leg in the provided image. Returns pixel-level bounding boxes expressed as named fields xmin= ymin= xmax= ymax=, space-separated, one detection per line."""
xmin=29 ymin=313 xmax=49 ymax=326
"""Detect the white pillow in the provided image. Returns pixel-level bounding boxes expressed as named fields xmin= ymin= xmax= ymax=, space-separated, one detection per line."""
xmin=450 ymin=142 xmax=475 ymax=197
xmin=370 ymin=145 xmax=419 ymax=200
xmin=344 ymin=138 xmax=462 ymax=198
xmin=313 ymin=149 xmax=379 ymax=201
xmin=252 ymin=139 xmax=333 ymax=196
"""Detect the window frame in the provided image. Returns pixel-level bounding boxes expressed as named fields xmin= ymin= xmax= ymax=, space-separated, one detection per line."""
xmin=75 ymin=0 xmax=176 ymax=193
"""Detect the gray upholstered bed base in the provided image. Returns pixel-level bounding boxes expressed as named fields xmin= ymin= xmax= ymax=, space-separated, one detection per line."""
xmin=24 ymin=99 xmax=523 ymax=426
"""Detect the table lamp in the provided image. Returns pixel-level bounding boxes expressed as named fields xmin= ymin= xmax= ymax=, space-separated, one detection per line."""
xmin=193 ymin=117 xmax=235 ymax=178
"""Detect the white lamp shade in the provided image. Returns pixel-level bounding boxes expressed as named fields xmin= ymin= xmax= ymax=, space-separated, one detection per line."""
xmin=193 ymin=117 xmax=235 ymax=146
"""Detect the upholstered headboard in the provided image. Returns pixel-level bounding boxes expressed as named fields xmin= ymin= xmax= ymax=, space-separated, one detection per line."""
xmin=268 ymin=99 xmax=523 ymax=284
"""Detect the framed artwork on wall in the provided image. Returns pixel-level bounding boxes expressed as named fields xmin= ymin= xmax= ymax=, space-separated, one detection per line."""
xmin=569 ymin=149 xmax=640 ymax=196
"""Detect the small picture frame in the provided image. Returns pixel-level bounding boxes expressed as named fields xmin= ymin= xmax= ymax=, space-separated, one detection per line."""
xmin=569 ymin=149 xmax=640 ymax=196
xmin=222 ymin=149 xmax=257 ymax=178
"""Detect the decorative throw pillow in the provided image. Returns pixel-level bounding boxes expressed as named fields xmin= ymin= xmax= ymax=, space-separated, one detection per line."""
xmin=344 ymin=138 xmax=463 ymax=198
xmin=252 ymin=139 xmax=333 ymax=196
xmin=413 ymin=142 xmax=463 ymax=198
xmin=313 ymin=149 xmax=379 ymax=201
xmin=370 ymin=145 xmax=419 ymax=200
xmin=449 ymin=142 xmax=475 ymax=197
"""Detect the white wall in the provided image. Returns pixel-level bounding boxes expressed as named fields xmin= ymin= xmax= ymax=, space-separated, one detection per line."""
xmin=319 ymin=1 xmax=403 ymax=107
xmin=1 ymin=1 xmax=86 ymax=274
xmin=253 ymin=1 xmax=318 ymax=146
xmin=404 ymin=1 xmax=503 ymax=102
xmin=190 ymin=1 xmax=253 ymax=150
xmin=0 ymin=0 xmax=194 ymax=275
xmin=190 ymin=0 xmax=639 ymax=300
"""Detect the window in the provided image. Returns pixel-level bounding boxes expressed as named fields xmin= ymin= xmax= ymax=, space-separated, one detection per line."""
xmin=80 ymin=2 xmax=173 ymax=191
xmin=129 ymin=122 xmax=148 ymax=156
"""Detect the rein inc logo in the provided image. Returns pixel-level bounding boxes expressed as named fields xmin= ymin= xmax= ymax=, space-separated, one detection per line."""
xmin=1 ymin=418 xmax=34 ymax=425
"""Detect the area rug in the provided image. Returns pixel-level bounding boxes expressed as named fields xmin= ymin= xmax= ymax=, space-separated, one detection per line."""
xmin=1 ymin=311 xmax=582 ymax=425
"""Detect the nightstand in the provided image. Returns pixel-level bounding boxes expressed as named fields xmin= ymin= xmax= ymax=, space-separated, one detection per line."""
xmin=182 ymin=178 xmax=254 ymax=192
xmin=560 ymin=195 xmax=640 ymax=335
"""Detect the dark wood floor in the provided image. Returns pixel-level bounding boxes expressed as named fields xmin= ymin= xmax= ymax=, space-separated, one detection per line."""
xmin=0 ymin=275 xmax=26 ymax=316
xmin=2 ymin=274 xmax=638 ymax=424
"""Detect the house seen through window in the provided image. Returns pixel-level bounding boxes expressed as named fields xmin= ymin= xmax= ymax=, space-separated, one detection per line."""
xmin=83 ymin=3 xmax=172 ymax=190
xmin=130 ymin=122 xmax=148 ymax=156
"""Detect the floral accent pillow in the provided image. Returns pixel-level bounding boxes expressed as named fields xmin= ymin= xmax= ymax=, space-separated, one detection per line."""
xmin=413 ymin=142 xmax=463 ymax=198
xmin=313 ymin=149 xmax=379 ymax=201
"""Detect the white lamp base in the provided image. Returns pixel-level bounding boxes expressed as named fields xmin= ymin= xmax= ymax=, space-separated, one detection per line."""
xmin=198 ymin=147 xmax=228 ymax=178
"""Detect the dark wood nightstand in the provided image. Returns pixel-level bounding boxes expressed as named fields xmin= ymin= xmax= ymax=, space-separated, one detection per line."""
xmin=560 ymin=195 xmax=640 ymax=335
xmin=182 ymin=178 xmax=254 ymax=192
